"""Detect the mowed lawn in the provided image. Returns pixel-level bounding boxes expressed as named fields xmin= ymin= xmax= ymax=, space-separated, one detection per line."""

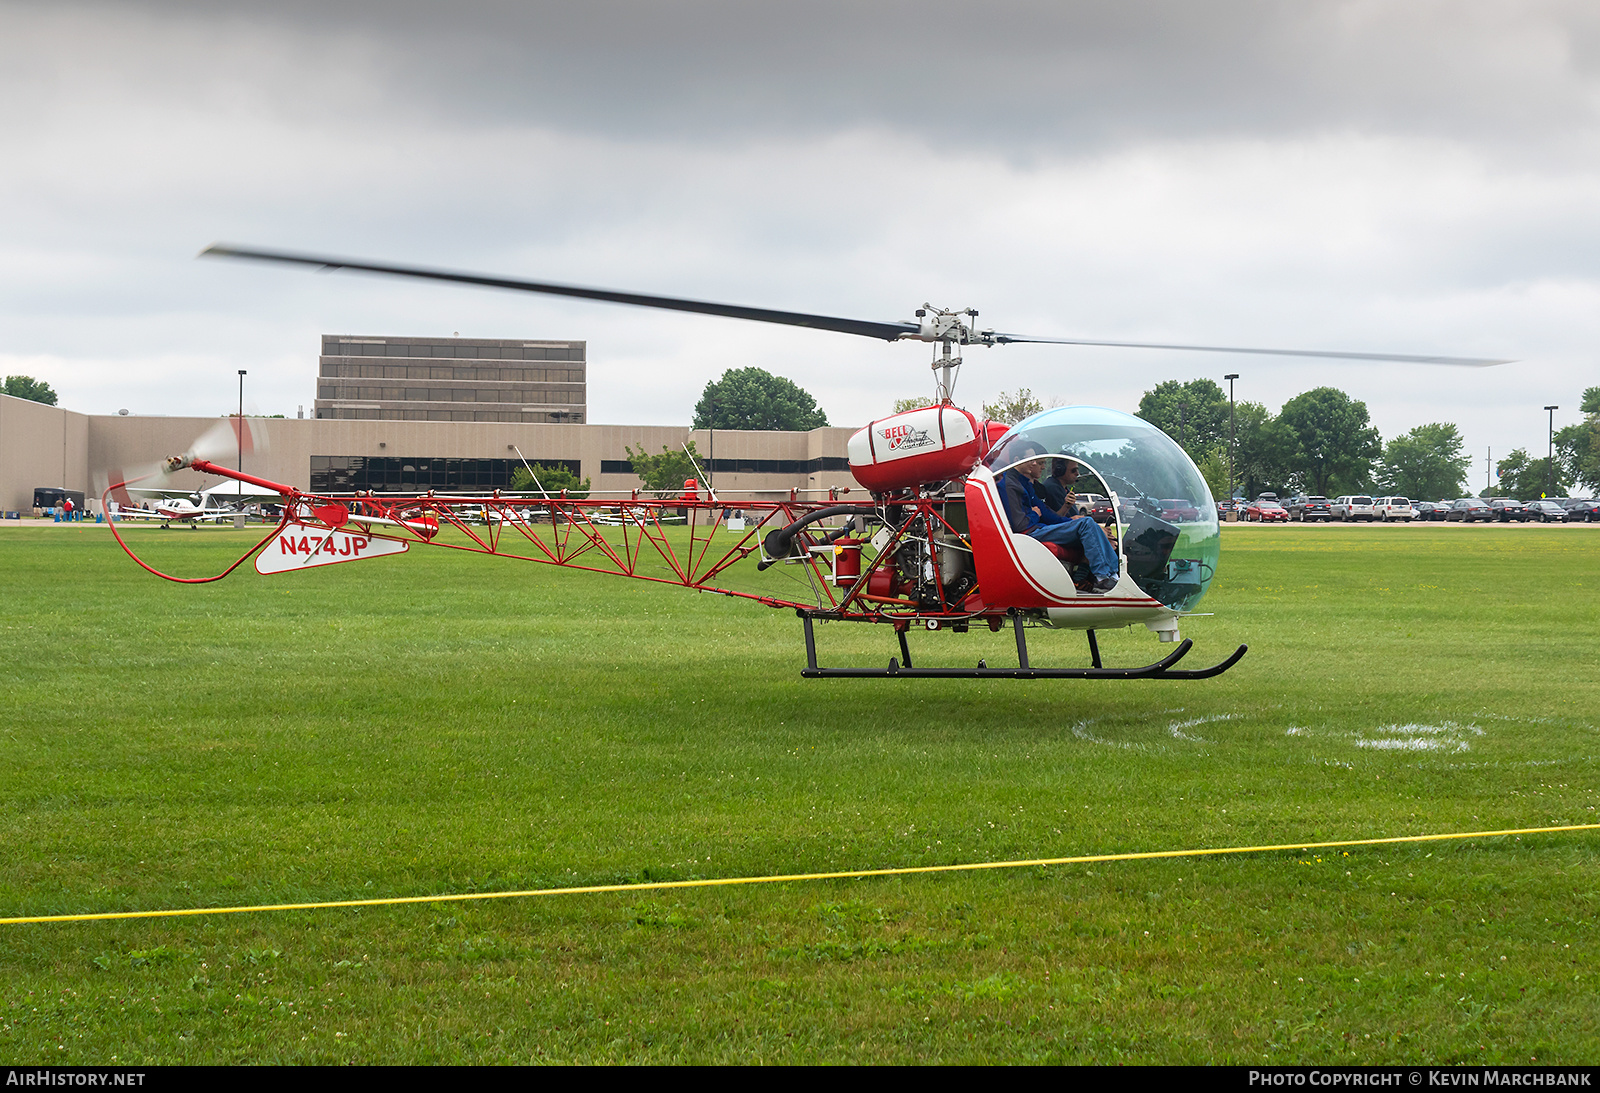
xmin=0 ymin=521 xmax=1596 ymax=1064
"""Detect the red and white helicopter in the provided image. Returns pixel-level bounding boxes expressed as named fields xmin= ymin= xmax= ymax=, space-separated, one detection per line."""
xmin=106 ymin=246 xmax=1505 ymax=681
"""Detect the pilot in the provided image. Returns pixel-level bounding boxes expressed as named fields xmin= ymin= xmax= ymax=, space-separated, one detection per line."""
xmin=1002 ymin=442 xmax=1120 ymax=594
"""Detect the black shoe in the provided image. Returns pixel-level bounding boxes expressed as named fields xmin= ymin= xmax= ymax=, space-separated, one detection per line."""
xmin=1090 ymin=576 xmax=1118 ymax=594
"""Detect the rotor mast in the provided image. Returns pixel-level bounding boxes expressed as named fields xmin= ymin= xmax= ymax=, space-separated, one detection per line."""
xmin=913 ymin=305 xmax=993 ymax=405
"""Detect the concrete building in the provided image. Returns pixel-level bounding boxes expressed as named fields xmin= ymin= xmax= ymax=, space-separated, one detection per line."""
xmin=315 ymin=335 xmax=586 ymax=424
xmin=0 ymin=395 xmax=89 ymax=512
xmin=1 ymin=393 xmax=856 ymax=514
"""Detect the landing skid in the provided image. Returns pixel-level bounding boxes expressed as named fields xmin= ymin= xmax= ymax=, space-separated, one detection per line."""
xmin=798 ymin=613 xmax=1247 ymax=680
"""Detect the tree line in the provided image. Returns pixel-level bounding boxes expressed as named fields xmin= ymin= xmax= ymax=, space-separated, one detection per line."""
xmin=1132 ymin=379 xmax=1600 ymax=501
xmin=4 ymin=376 xmax=58 ymax=405
xmin=17 ymin=358 xmax=1592 ymax=501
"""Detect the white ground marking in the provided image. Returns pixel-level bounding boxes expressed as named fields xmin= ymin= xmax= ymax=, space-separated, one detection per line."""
xmin=1167 ymin=713 xmax=1236 ymax=743
xmin=1353 ymin=721 xmax=1484 ymax=754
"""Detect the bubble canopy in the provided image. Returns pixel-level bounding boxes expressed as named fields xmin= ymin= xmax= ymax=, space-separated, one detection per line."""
xmin=982 ymin=405 xmax=1220 ymax=611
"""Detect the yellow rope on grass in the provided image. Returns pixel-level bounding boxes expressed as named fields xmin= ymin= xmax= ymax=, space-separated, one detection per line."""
xmin=4 ymin=822 xmax=1595 ymax=926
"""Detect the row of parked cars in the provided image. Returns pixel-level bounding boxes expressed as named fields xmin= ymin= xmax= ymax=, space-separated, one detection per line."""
xmin=1075 ymin=494 xmax=1204 ymax=524
xmin=1415 ymin=497 xmax=1600 ymax=522
xmin=1224 ymin=493 xmax=1600 ymax=523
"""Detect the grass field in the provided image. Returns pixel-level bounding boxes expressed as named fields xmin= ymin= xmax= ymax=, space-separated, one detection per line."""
xmin=1 ymin=522 xmax=1596 ymax=1064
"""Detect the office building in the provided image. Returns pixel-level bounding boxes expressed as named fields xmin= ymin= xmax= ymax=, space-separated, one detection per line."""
xmin=315 ymin=335 xmax=586 ymax=424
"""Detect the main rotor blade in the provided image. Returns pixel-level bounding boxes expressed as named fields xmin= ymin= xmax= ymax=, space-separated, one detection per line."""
xmin=989 ymin=332 xmax=1511 ymax=367
xmin=201 ymin=244 xmax=919 ymax=342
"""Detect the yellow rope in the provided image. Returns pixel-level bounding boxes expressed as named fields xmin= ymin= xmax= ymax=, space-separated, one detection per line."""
xmin=4 ymin=822 xmax=1594 ymax=926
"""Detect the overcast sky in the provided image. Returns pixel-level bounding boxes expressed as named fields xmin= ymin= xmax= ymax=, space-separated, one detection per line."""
xmin=3 ymin=0 xmax=1598 ymax=479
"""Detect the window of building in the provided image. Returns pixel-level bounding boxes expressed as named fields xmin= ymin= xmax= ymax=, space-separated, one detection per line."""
xmin=311 ymin=455 xmax=581 ymax=493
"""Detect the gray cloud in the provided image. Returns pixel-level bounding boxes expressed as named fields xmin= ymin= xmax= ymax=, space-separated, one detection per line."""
xmin=3 ymin=0 xmax=1599 ymax=466
xmin=25 ymin=0 xmax=1600 ymax=151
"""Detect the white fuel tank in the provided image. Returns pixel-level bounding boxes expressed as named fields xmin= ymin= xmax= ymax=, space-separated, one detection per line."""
xmin=847 ymin=405 xmax=989 ymax=493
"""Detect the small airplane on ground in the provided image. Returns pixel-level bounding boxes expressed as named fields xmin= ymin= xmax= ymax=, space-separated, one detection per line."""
xmin=108 ymin=478 xmax=285 ymax=528
xmin=112 ymin=495 xmax=236 ymax=528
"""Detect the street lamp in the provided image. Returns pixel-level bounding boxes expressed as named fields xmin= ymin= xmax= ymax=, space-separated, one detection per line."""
xmin=237 ymin=370 xmax=247 ymax=478
xmin=707 ymin=394 xmax=716 ymax=489
xmin=1224 ymin=374 xmax=1239 ymax=501
xmin=1545 ymin=405 xmax=1560 ymax=497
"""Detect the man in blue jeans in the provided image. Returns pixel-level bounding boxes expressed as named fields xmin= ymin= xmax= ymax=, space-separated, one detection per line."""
xmin=1001 ymin=443 xmax=1120 ymax=593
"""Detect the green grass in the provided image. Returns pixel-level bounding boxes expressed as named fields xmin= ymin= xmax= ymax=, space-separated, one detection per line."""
xmin=1 ymin=522 xmax=1597 ymax=1063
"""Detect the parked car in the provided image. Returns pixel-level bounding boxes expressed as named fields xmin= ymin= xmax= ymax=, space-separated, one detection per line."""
xmin=1373 ymin=496 xmax=1414 ymax=521
xmin=1285 ymin=495 xmax=1333 ymax=522
xmin=1446 ymin=498 xmax=1494 ymax=522
xmin=1246 ymin=499 xmax=1290 ymax=522
xmin=1160 ymin=498 xmax=1202 ymax=522
xmin=1486 ymin=498 xmax=1529 ymax=522
xmin=1088 ymin=495 xmax=1116 ymax=524
xmin=1557 ymin=498 xmax=1600 ymax=522
xmin=1412 ymin=501 xmax=1447 ymax=521
xmin=1331 ymin=495 xmax=1377 ymax=521
xmin=1523 ymin=500 xmax=1569 ymax=523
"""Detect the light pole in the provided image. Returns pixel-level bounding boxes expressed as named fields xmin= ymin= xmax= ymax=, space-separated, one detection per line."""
xmin=1224 ymin=374 xmax=1239 ymax=501
xmin=1545 ymin=405 xmax=1560 ymax=497
xmin=236 ymin=370 xmax=247 ymax=479
xmin=707 ymin=393 xmax=716 ymax=489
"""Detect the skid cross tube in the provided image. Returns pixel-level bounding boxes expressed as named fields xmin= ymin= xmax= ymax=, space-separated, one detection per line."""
xmin=798 ymin=613 xmax=1248 ymax=679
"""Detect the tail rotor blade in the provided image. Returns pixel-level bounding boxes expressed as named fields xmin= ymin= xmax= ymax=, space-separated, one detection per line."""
xmin=185 ymin=417 xmax=268 ymax=466
xmin=97 ymin=459 xmax=169 ymax=505
xmin=99 ymin=419 xmax=269 ymax=504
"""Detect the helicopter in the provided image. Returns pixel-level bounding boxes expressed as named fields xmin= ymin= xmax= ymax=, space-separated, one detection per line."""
xmin=104 ymin=245 xmax=1508 ymax=681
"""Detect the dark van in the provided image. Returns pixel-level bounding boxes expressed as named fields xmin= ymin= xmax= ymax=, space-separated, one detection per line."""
xmin=33 ymin=487 xmax=86 ymax=513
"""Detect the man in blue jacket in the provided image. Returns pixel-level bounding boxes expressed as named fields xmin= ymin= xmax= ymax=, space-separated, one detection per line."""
xmin=1001 ymin=443 xmax=1120 ymax=594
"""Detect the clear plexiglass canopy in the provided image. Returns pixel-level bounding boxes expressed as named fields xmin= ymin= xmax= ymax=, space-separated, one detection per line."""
xmin=982 ymin=405 xmax=1220 ymax=611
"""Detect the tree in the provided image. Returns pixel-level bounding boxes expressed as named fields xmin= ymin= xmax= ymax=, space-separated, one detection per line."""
xmin=3 ymin=375 xmax=57 ymax=406
xmin=1194 ymin=445 xmax=1229 ymax=502
xmin=1232 ymin=401 xmax=1294 ymax=499
xmin=1557 ymin=419 xmax=1600 ymax=493
xmin=624 ymin=440 xmax=705 ymax=496
xmin=1557 ymin=386 xmax=1600 ymax=493
xmin=1377 ymin=423 xmax=1470 ymax=501
xmin=982 ymin=388 xmax=1043 ymax=425
xmin=692 ymin=368 xmax=828 ymax=431
xmin=1495 ymin=447 xmax=1569 ymax=499
xmin=1276 ymin=387 xmax=1381 ymax=497
xmin=510 ymin=462 xmax=590 ymax=498
xmin=892 ymin=396 xmax=936 ymax=414
xmin=1136 ymin=379 xmax=1229 ymax=465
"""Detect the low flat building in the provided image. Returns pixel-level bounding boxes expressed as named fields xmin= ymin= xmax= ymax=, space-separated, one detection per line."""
xmin=0 ymin=393 xmax=856 ymax=514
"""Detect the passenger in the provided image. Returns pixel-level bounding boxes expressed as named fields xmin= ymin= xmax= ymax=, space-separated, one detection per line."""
xmin=1000 ymin=443 xmax=1120 ymax=594
xmin=1040 ymin=457 xmax=1099 ymax=517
